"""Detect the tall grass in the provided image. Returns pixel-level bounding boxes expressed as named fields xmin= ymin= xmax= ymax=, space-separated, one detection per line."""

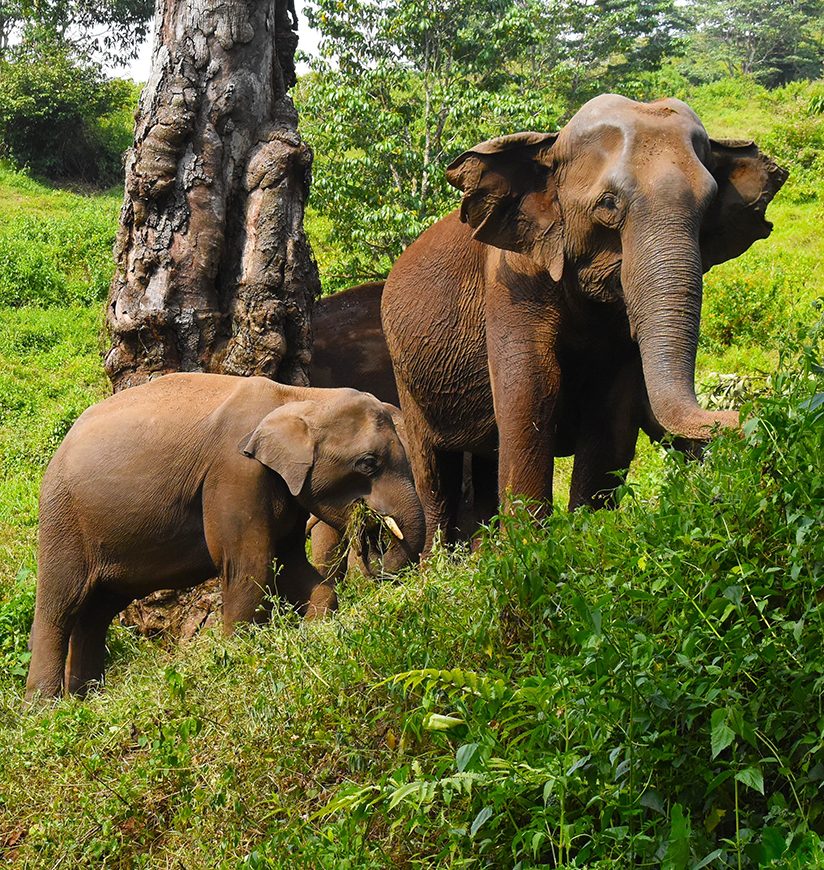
xmin=0 ymin=162 xmax=120 ymax=306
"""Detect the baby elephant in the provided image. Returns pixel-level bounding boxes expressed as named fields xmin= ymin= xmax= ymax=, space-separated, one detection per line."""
xmin=26 ymin=373 xmax=425 ymax=700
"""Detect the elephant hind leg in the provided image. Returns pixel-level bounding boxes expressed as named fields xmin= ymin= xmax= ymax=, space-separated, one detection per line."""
xmin=419 ymin=446 xmax=464 ymax=553
xmin=25 ymin=542 xmax=90 ymax=702
xmin=25 ymin=603 xmax=74 ymax=701
xmin=65 ymin=588 xmax=132 ymax=697
xmin=393 ymin=383 xmax=463 ymax=556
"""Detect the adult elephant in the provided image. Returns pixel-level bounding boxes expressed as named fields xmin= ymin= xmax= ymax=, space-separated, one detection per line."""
xmin=381 ymin=94 xmax=787 ymax=552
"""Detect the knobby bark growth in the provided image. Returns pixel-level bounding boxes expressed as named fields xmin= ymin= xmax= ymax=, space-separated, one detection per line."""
xmin=106 ymin=0 xmax=318 ymax=392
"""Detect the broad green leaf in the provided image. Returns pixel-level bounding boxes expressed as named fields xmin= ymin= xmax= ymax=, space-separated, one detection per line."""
xmin=663 ymin=803 xmax=691 ymax=870
xmin=470 ymin=806 xmax=493 ymax=837
xmin=456 ymin=742 xmax=478 ymax=772
xmin=760 ymin=826 xmax=786 ymax=861
xmin=710 ymin=708 xmax=735 ymax=758
xmin=734 ymin=765 xmax=764 ymax=794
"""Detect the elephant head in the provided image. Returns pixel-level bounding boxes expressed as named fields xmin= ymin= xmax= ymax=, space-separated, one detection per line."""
xmin=242 ymin=388 xmax=424 ymax=572
xmin=446 ymin=94 xmax=788 ymax=440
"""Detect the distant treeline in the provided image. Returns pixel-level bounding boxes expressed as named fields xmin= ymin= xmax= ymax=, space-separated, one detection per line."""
xmin=295 ymin=0 xmax=824 ymax=287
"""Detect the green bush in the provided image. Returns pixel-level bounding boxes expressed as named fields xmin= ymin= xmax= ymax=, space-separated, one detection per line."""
xmin=0 ymin=31 xmax=138 ymax=184
xmin=315 ymin=314 xmax=824 ymax=868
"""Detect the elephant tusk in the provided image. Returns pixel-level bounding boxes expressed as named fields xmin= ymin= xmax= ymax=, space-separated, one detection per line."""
xmin=305 ymin=515 xmax=321 ymax=536
xmin=383 ymin=516 xmax=404 ymax=540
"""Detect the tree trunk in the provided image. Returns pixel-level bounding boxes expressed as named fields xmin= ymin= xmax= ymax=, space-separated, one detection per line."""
xmin=106 ymin=0 xmax=318 ymax=392
xmin=109 ymin=0 xmax=319 ymax=638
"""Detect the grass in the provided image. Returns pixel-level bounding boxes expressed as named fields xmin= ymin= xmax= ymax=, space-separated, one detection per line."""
xmin=0 ymin=163 xmax=121 ymax=306
xmin=0 ymin=76 xmax=821 ymax=867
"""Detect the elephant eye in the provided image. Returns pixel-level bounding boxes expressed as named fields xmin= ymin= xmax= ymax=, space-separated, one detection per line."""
xmin=599 ymin=193 xmax=618 ymax=210
xmin=355 ymin=455 xmax=381 ymax=476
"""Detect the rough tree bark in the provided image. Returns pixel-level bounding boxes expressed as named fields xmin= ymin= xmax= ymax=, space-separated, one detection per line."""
xmin=108 ymin=0 xmax=319 ymax=638
xmin=106 ymin=0 xmax=317 ymax=391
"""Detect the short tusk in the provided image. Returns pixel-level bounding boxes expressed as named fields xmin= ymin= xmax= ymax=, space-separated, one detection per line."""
xmin=383 ymin=516 xmax=404 ymax=540
xmin=305 ymin=515 xmax=321 ymax=536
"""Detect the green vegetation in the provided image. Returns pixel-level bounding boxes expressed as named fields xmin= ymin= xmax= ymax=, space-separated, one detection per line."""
xmin=0 ymin=67 xmax=822 ymax=870
xmin=298 ymin=0 xmax=822 ymax=289
xmin=0 ymin=33 xmax=140 ymax=184
xmin=0 ymin=164 xmax=121 ymax=305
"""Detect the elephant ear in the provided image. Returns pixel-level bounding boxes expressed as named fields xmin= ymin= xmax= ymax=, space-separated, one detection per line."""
xmin=701 ymin=139 xmax=788 ymax=270
xmin=446 ymin=131 xmax=564 ymax=281
xmin=382 ymin=402 xmax=409 ymax=454
xmin=241 ymin=401 xmax=316 ymax=497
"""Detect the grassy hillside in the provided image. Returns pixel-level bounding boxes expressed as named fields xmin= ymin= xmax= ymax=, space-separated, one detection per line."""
xmin=0 ymin=79 xmax=821 ymax=867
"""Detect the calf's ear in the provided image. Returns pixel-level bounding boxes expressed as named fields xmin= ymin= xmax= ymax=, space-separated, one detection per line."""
xmin=241 ymin=401 xmax=316 ymax=497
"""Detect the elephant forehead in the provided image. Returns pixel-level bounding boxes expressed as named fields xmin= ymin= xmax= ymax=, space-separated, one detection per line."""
xmin=558 ymin=121 xmax=713 ymax=196
xmin=560 ymin=95 xmax=708 ymax=158
xmin=321 ymin=391 xmax=391 ymax=431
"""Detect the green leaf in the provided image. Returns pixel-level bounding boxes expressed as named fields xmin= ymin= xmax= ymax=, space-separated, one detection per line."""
xmin=456 ymin=742 xmax=478 ymax=772
xmin=423 ymin=713 xmax=464 ymax=731
xmin=640 ymin=789 xmax=665 ymax=815
xmin=470 ymin=805 xmax=493 ymax=837
xmin=710 ymin=708 xmax=735 ymax=759
xmin=663 ymin=803 xmax=691 ymax=870
xmin=734 ymin=765 xmax=764 ymax=794
xmin=691 ymin=848 xmax=722 ymax=869
xmin=760 ymin=826 xmax=786 ymax=861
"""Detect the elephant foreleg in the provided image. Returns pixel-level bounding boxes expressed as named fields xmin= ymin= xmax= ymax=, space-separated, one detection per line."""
xmin=277 ymin=527 xmax=337 ymax=618
xmin=310 ymin=521 xmax=348 ymax=583
xmin=568 ymin=361 xmax=643 ymax=510
xmin=489 ymin=343 xmax=560 ymax=510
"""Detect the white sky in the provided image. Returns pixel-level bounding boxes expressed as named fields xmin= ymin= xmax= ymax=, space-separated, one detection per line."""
xmin=108 ymin=0 xmax=321 ymax=82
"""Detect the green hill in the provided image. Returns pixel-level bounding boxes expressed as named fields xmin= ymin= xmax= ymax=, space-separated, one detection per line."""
xmin=0 ymin=79 xmax=822 ymax=867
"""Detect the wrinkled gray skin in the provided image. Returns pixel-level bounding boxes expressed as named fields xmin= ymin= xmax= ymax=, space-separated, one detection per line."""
xmin=382 ymin=94 xmax=787 ymax=553
xmin=26 ymin=373 xmax=424 ymax=700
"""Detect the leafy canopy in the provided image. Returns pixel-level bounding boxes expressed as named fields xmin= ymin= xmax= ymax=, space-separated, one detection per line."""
xmin=298 ymin=0 xmax=689 ymax=288
xmin=299 ymin=0 xmax=561 ymax=287
xmin=682 ymin=0 xmax=824 ymax=85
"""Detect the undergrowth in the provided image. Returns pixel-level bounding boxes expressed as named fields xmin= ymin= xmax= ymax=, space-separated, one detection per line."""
xmin=301 ymin=316 xmax=824 ymax=868
xmin=0 ymin=316 xmax=819 ymax=867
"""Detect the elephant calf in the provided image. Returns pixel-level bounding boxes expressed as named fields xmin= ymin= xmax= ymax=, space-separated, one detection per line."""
xmin=26 ymin=373 xmax=424 ymax=700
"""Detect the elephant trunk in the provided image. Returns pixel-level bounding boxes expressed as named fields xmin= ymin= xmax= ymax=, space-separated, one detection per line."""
xmin=621 ymin=210 xmax=739 ymax=441
xmin=367 ymin=476 xmax=425 ymax=573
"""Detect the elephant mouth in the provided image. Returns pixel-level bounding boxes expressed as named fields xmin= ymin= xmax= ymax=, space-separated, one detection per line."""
xmin=576 ymin=260 xmax=624 ymax=305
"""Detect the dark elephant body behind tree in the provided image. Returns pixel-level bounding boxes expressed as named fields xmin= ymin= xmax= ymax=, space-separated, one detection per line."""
xmin=26 ymin=373 xmax=424 ymax=700
xmin=311 ymin=282 xmax=399 ymax=406
xmin=382 ymin=94 xmax=787 ymax=553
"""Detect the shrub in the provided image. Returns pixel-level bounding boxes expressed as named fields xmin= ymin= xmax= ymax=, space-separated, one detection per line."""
xmin=0 ymin=30 xmax=138 ymax=184
xmin=318 ymin=312 xmax=824 ymax=867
